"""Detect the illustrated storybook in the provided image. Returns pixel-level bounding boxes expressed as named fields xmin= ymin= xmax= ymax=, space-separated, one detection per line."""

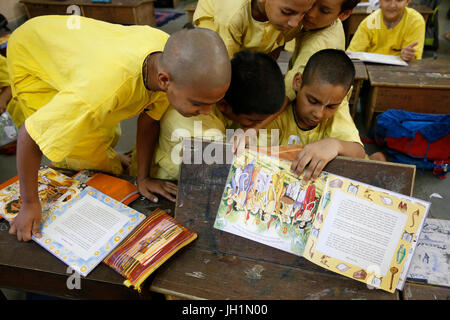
xmin=214 ymin=150 xmax=430 ymax=293
xmin=104 ymin=208 xmax=198 ymax=291
xmin=0 ymin=167 xmax=145 ymax=276
xmin=346 ymin=51 xmax=408 ymax=66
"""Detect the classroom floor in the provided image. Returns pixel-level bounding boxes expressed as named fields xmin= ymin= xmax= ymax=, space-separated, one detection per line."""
xmin=1 ymin=0 xmax=449 ymax=300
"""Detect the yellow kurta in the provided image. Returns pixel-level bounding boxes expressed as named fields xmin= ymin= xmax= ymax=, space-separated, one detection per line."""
xmin=284 ymin=19 xmax=345 ymax=101
xmin=7 ymin=15 xmax=170 ymax=174
xmin=347 ymin=7 xmax=425 ymax=59
xmin=193 ymin=0 xmax=286 ymax=58
xmin=130 ymin=105 xmax=232 ymax=180
xmin=265 ymin=102 xmax=363 ymax=147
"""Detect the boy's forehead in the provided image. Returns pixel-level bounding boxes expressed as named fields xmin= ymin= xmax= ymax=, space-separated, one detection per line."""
xmin=301 ymin=80 xmax=348 ymax=102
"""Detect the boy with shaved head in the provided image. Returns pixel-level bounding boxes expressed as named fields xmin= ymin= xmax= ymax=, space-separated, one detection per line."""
xmin=193 ymin=0 xmax=314 ymax=59
xmin=6 ymin=15 xmax=231 ymax=242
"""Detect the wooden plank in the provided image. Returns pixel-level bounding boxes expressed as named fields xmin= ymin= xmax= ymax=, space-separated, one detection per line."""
xmin=402 ymin=282 xmax=450 ymax=300
xmin=151 ymin=247 xmax=399 ymax=300
xmin=370 ymin=86 xmax=450 ymax=113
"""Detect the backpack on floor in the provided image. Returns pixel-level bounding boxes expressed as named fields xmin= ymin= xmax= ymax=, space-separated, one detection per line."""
xmin=373 ymin=109 xmax=450 ymax=178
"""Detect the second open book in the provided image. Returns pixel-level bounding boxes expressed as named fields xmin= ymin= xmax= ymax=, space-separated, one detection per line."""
xmin=214 ymin=150 xmax=430 ymax=293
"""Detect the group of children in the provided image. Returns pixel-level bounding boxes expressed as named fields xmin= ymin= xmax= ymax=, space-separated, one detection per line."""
xmin=0 ymin=0 xmax=426 ymax=241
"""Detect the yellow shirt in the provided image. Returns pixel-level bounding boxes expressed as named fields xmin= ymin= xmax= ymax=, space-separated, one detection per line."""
xmin=265 ymin=101 xmax=362 ymax=147
xmin=149 ymin=105 xmax=232 ymax=180
xmin=193 ymin=0 xmax=286 ymax=58
xmin=7 ymin=16 xmax=170 ymax=164
xmin=0 ymin=55 xmax=9 ymax=89
xmin=347 ymin=7 xmax=425 ymax=59
xmin=285 ymin=19 xmax=345 ymax=101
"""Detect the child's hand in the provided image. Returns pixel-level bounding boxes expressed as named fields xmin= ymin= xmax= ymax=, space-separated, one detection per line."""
xmin=0 ymin=86 xmax=12 ymax=114
xmin=401 ymin=42 xmax=418 ymax=62
xmin=9 ymin=201 xmax=42 ymax=242
xmin=137 ymin=177 xmax=177 ymax=203
xmin=290 ymin=138 xmax=340 ymax=183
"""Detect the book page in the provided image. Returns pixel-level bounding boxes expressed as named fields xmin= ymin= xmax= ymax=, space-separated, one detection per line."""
xmin=214 ymin=150 xmax=326 ymax=257
xmin=34 ymin=187 xmax=145 ymax=276
xmin=315 ymin=190 xmax=407 ymax=276
xmin=304 ymin=173 xmax=429 ymax=293
xmin=43 ymin=194 xmax=130 ymax=261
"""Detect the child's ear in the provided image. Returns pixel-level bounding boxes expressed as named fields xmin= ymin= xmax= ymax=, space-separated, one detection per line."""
xmin=157 ymin=71 xmax=171 ymax=90
xmin=292 ymin=72 xmax=303 ymax=92
xmin=216 ymin=99 xmax=229 ymax=113
xmin=338 ymin=10 xmax=352 ymax=22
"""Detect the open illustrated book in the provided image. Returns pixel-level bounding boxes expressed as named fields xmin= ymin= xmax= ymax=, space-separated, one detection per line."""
xmin=0 ymin=167 xmax=197 ymax=290
xmin=346 ymin=51 xmax=408 ymax=66
xmin=214 ymin=150 xmax=430 ymax=293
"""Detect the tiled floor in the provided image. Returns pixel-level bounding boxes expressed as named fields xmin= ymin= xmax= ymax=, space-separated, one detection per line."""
xmin=1 ymin=0 xmax=449 ymax=299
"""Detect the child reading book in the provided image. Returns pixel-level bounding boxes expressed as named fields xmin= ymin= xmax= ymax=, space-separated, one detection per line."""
xmin=129 ymin=50 xmax=286 ymax=189
xmin=7 ymin=15 xmax=231 ymax=242
xmin=347 ymin=0 xmax=426 ymax=61
xmin=193 ymin=0 xmax=314 ymax=59
xmin=265 ymin=49 xmax=378 ymax=184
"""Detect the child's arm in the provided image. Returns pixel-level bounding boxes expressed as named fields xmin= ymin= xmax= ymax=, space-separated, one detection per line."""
xmin=0 ymin=86 xmax=11 ymax=114
xmin=290 ymin=138 xmax=365 ymax=183
xmin=136 ymin=112 xmax=177 ymax=202
xmin=400 ymin=42 xmax=418 ymax=62
xmin=9 ymin=124 xmax=43 ymax=242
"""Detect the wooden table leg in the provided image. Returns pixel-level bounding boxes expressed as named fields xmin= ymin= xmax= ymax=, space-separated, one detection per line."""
xmin=365 ymin=86 xmax=378 ymax=131
xmin=351 ymin=80 xmax=363 ymax=119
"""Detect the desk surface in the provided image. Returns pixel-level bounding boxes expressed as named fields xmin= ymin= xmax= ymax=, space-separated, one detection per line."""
xmin=353 ymin=60 xmax=368 ymax=81
xmin=150 ymin=140 xmax=419 ymax=300
xmin=366 ymin=59 xmax=450 ymax=88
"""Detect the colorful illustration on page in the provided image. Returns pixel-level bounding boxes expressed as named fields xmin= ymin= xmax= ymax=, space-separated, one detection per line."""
xmin=0 ymin=167 xmax=81 ymax=222
xmin=214 ymin=150 xmax=327 ymax=256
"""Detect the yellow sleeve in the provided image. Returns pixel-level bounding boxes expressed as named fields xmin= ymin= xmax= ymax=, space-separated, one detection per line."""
xmin=326 ymin=99 xmax=363 ymax=146
xmin=402 ymin=11 xmax=426 ymax=59
xmin=0 ymin=55 xmax=10 ymax=88
xmin=347 ymin=16 xmax=373 ymax=52
xmin=144 ymin=91 xmax=170 ymax=121
xmin=25 ymin=91 xmax=110 ymax=162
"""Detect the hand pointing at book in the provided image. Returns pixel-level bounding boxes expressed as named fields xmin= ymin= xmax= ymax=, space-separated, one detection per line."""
xmin=137 ymin=177 xmax=177 ymax=203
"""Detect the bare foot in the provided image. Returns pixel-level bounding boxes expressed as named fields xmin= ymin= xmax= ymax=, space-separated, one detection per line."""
xmin=369 ymin=152 xmax=386 ymax=162
xmin=118 ymin=153 xmax=131 ymax=171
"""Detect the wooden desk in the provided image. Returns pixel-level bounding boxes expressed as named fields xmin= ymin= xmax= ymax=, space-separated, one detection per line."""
xmin=150 ymin=139 xmax=419 ymax=300
xmin=343 ymin=4 xmax=433 ymax=47
xmin=20 ymin=0 xmax=156 ymax=27
xmin=184 ymin=1 xmax=197 ymax=23
xmin=0 ymin=169 xmax=174 ymax=299
xmin=350 ymin=60 xmax=369 ymax=118
xmin=364 ymin=58 xmax=450 ymax=130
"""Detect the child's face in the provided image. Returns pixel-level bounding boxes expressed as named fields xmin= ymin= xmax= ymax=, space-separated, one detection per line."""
xmin=293 ymin=75 xmax=347 ymax=130
xmin=166 ymin=83 xmax=228 ymax=117
xmin=217 ymin=100 xmax=270 ymax=129
xmin=379 ymin=0 xmax=411 ymax=23
xmin=262 ymin=0 xmax=315 ymax=32
xmin=302 ymin=0 xmax=346 ymax=30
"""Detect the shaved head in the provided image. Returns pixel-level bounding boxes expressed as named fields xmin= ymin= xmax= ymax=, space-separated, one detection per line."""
xmin=160 ymin=28 xmax=231 ymax=90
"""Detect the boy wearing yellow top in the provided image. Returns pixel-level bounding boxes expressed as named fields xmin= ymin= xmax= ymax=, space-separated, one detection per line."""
xmin=131 ymin=51 xmax=285 ymax=188
xmin=0 ymin=55 xmax=12 ymax=114
xmin=347 ymin=0 xmax=425 ymax=61
xmin=8 ymin=16 xmax=231 ymax=242
xmin=193 ymin=0 xmax=314 ymax=59
xmin=266 ymin=49 xmax=366 ymax=183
